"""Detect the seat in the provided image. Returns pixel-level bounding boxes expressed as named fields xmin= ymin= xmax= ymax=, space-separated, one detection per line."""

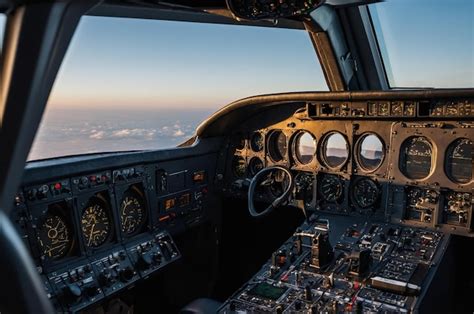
xmin=180 ymin=298 xmax=222 ymax=314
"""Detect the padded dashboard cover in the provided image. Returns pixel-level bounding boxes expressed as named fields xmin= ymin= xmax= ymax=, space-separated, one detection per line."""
xmin=0 ymin=211 xmax=54 ymax=314
xmin=196 ymin=89 xmax=474 ymax=137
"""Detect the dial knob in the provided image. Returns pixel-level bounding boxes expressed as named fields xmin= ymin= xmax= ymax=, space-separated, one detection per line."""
xmin=62 ymin=283 xmax=82 ymax=303
xmin=119 ymin=266 xmax=135 ymax=282
xmin=137 ymin=253 xmax=153 ymax=270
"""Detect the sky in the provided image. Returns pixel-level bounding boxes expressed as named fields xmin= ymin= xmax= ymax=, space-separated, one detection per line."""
xmin=371 ymin=0 xmax=473 ymax=88
xmin=1 ymin=1 xmax=473 ymax=111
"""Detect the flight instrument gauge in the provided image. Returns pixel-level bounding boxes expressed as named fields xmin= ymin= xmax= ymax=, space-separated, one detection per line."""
xmin=249 ymin=157 xmax=264 ymax=176
xmin=250 ymin=132 xmax=264 ymax=152
xmin=268 ymin=130 xmax=287 ymax=162
xmin=37 ymin=211 xmax=73 ymax=259
xmin=319 ymin=174 xmax=344 ymax=202
xmin=80 ymin=196 xmax=112 ymax=248
xmin=351 ymin=177 xmax=380 ymax=208
xmin=120 ymin=187 xmax=147 ymax=236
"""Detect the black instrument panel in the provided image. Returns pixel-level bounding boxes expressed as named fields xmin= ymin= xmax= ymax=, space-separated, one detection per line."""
xmin=225 ymin=97 xmax=473 ymax=236
xmin=12 ymin=154 xmax=214 ymax=313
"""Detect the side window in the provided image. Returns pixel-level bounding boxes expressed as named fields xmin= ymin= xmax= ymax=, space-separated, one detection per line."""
xmin=0 ymin=14 xmax=6 ymax=54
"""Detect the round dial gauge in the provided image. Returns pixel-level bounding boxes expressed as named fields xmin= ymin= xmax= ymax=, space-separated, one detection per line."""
xmin=80 ymin=197 xmax=112 ymax=248
xmin=445 ymin=138 xmax=472 ymax=184
xmin=249 ymin=157 xmax=264 ymax=176
xmin=232 ymin=156 xmax=246 ymax=178
xmin=322 ymin=132 xmax=349 ymax=168
xmin=294 ymin=131 xmax=316 ymax=165
xmin=351 ymin=178 xmax=380 ymax=208
xmin=250 ymin=132 xmax=264 ymax=152
xmin=268 ymin=130 xmax=287 ymax=162
xmin=120 ymin=188 xmax=147 ymax=236
xmin=319 ymin=174 xmax=343 ymax=202
xmin=37 ymin=212 xmax=73 ymax=259
xmin=358 ymin=134 xmax=384 ymax=171
xmin=400 ymin=136 xmax=433 ymax=180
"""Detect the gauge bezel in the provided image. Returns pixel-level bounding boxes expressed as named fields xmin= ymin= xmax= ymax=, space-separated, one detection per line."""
xmin=119 ymin=185 xmax=148 ymax=237
xmin=318 ymin=174 xmax=344 ymax=203
xmin=355 ymin=133 xmax=386 ymax=173
xmin=319 ymin=131 xmax=350 ymax=170
xmin=444 ymin=138 xmax=473 ymax=184
xmin=250 ymin=131 xmax=264 ymax=152
xmin=248 ymin=156 xmax=264 ymax=177
xmin=267 ymin=130 xmax=288 ymax=163
xmin=350 ymin=177 xmax=380 ymax=209
xmin=291 ymin=130 xmax=317 ymax=166
xmin=80 ymin=194 xmax=114 ymax=248
xmin=37 ymin=205 xmax=76 ymax=260
xmin=399 ymin=136 xmax=435 ymax=181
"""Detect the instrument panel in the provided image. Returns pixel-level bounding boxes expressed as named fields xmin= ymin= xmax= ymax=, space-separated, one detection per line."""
xmin=12 ymin=156 xmax=213 ymax=313
xmin=225 ymin=97 xmax=473 ymax=236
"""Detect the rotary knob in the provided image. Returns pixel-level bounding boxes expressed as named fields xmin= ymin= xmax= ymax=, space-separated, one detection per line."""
xmin=136 ymin=253 xmax=153 ymax=270
xmin=118 ymin=266 xmax=135 ymax=282
xmin=62 ymin=283 xmax=82 ymax=303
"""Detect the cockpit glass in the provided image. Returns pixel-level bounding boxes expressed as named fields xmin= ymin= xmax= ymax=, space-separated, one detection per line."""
xmin=370 ymin=0 xmax=474 ymax=88
xmin=322 ymin=133 xmax=349 ymax=168
xmin=358 ymin=134 xmax=384 ymax=171
xmin=22 ymin=16 xmax=327 ymax=161
xmin=0 ymin=14 xmax=5 ymax=54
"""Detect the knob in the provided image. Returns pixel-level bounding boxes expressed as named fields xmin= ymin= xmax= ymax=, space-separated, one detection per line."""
xmin=98 ymin=269 xmax=112 ymax=286
xmin=119 ymin=266 xmax=135 ymax=282
xmin=137 ymin=253 xmax=153 ymax=270
xmin=62 ymin=283 xmax=82 ymax=303
xmin=152 ymin=252 xmax=162 ymax=265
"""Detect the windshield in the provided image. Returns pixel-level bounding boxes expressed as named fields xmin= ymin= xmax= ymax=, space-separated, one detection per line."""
xmin=15 ymin=16 xmax=327 ymax=160
xmin=370 ymin=0 xmax=473 ymax=88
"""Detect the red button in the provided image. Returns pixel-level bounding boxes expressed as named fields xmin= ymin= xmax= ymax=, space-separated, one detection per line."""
xmin=54 ymin=183 xmax=61 ymax=190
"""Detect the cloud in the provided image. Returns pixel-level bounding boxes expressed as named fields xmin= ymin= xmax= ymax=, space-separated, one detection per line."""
xmin=173 ymin=129 xmax=185 ymax=137
xmin=89 ymin=131 xmax=105 ymax=139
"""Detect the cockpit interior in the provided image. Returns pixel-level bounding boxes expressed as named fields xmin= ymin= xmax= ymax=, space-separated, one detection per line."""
xmin=0 ymin=0 xmax=472 ymax=313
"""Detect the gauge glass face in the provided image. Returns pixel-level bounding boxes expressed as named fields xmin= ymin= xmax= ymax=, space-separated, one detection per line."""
xmin=120 ymin=190 xmax=146 ymax=236
xmin=232 ymin=156 xmax=246 ymax=178
xmin=81 ymin=198 xmax=112 ymax=248
xmin=249 ymin=157 xmax=264 ymax=176
xmin=400 ymin=136 xmax=433 ymax=180
xmin=295 ymin=132 xmax=316 ymax=164
xmin=352 ymin=178 xmax=379 ymax=208
xmin=319 ymin=175 xmax=343 ymax=202
xmin=268 ymin=131 xmax=287 ymax=162
xmin=37 ymin=213 xmax=73 ymax=259
xmin=322 ymin=132 xmax=349 ymax=168
xmin=446 ymin=138 xmax=472 ymax=183
xmin=358 ymin=134 xmax=384 ymax=171
xmin=250 ymin=132 xmax=264 ymax=152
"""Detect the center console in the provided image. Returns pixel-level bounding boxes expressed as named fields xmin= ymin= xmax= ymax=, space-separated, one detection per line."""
xmin=219 ymin=214 xmax=449 ymax=313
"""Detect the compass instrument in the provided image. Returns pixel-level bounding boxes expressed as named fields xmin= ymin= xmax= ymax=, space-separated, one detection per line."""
xmin=120 ymin=186 xmax=147 ymax=236
xmin=80 ymin=195 xmax=112 ymax=248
